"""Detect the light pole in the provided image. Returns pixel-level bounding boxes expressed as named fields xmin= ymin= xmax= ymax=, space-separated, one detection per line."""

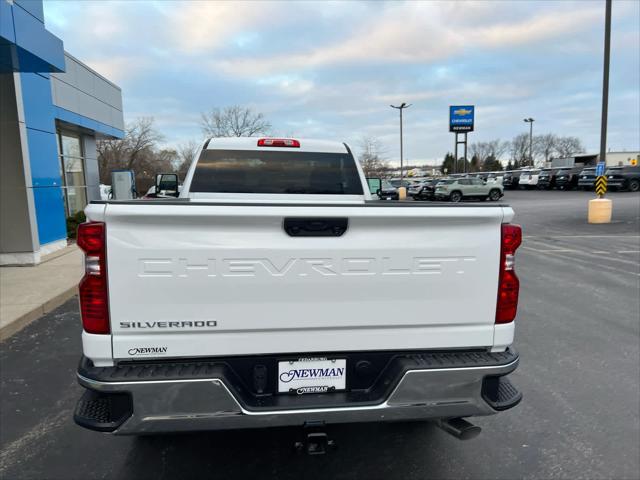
xmin=588 ymin=0 xmax=613 ymax=223
xmin=391 ymin=103 xmax=411 ymax=184
xmin=598 ymin=0 xmax=612 ymax=182
xmin=524 ymin=118 xmax=535 ymax=166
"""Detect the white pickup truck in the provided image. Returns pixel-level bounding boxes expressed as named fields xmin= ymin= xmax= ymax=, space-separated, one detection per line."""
xmin=74 ymin=137 xmax=522 ymax=446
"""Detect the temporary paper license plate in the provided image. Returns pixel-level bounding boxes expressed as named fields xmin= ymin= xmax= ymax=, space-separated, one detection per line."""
xmin=278 ymin=357 xmax=347 ymax=394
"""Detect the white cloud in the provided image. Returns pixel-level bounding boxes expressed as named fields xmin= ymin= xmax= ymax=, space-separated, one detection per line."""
xmin=81 ymin=56 xmax=150 ymax=85
xmin=217 ymin=3 xmax=459 ymax=76
xmin=167 ymin=2 xmax=272 ymax=54
xmin=476 ymin=7 xmax=602 ymax=47
xmin=217 ymin=2 xmax=603 ymax=77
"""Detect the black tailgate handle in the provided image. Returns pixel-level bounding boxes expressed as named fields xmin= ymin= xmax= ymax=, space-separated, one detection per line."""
xmin=283 ymin=218 xmax=348 ymax=237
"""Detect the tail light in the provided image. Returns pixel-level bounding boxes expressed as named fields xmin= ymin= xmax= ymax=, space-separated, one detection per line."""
xmin=77 ymin=222 xmax=110 ymax=334
xmin=496 ymin=224 xmax=522 ymax=324
xmin=257 ymin=138 xmax=300 ymax=148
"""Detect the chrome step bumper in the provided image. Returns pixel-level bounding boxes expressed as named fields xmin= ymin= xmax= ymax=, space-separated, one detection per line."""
xmin=75 ymin=350 xmax=520 ymax=435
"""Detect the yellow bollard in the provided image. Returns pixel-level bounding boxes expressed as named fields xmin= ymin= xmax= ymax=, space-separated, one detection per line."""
xmin=588 ymin=198 xmax=613 ymax=224
xmin=397 ymin=187 xmax=407 ymax=200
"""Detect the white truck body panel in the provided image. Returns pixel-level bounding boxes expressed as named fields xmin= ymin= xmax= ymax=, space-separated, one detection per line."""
xmin=86 ymin=202 xmax=513 ymax=361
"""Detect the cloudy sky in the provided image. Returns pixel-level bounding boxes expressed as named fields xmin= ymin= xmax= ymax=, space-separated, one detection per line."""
xmin=44 ymin=0 xmax=639 ymax=165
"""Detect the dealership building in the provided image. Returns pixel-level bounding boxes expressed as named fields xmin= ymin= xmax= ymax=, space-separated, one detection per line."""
xmin=1 ymin=0 xmax=124 ymax=265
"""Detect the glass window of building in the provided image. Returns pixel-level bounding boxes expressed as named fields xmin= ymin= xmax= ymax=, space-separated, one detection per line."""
xmin=57 ymin=131 xmax=87 ymax=216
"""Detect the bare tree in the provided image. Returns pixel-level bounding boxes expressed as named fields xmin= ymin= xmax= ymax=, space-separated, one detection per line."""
xmin=469 ymin=139 xmax=508 ymax=169
xmin=510 ymin=133 xmax=531 ymax=166
xmin=488 ymin=139 xmax=509 ymax=160
xmin=125 ymin=117 xmax=164 ymax=169
xmin=97 ymin=117 xmax=172 ymax=191
xmin=358 ymin=136 xmax=389 ymax=177
xmin=175 ymin=140 xmax=200 ymax=179
xmin=554 ymin=136 xmax=585 ymax=158
xmin=469 ymin=142 xmax=492 ymax=164
xmin=200 ymin=105 xmax=271 ymax=137
xmin=534 ymin=133 xmax=558 ymax=163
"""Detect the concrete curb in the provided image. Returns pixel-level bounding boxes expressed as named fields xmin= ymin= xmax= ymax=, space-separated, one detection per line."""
xmin=0 ymin=286 xmax=78 ymax=342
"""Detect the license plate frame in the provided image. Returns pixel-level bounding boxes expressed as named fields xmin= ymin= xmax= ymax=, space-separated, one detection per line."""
xmin=277 ymin=357 xmax=347 ymax=395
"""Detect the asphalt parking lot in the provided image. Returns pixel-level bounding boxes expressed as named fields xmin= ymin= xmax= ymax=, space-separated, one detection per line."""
xmin=1 ymin=190 xmax=638 ymax=480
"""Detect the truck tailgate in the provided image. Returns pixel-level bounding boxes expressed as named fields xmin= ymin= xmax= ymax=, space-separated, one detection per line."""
xmin=101 ymin=203 xmax=510 ymax=360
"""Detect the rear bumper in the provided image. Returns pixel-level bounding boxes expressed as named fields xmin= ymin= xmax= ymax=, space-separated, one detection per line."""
xmin=74 ymin=348 xmax=521 ymax=434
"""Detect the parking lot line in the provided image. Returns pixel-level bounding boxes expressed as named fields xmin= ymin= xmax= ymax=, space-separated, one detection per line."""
xmin=523 ymin=241 xmax=640 ymax=267
xmin=521 ymin=248 xmax=640 ymax=277
xmin=522 ymin=247 xmax=578 ymax=253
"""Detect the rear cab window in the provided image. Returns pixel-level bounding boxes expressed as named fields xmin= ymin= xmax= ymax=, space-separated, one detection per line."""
xmin=189 ymin=149 xmax=364 ymax=195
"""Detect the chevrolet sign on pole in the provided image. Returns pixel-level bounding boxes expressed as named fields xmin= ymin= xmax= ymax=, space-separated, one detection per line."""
xmin=449 ymin=106 xmax=475 ymax=132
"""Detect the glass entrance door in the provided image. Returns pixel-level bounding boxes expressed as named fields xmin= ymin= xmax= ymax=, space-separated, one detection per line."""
xmin=58 ymin=131 xmax=87 ymax=216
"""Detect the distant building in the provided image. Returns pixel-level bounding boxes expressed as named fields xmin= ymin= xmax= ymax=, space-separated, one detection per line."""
xmin=550 ymin=152 xmax=639 ymax=169
xmin=551 ymin=154 xmax=598 ymax=168
xmin=1 ymin=0 xmax=124 ymax=265
xmin=604 ymin=151 xmax=639 ymax=167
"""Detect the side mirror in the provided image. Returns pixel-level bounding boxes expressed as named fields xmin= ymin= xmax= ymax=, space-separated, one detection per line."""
xmin=366 ymin=177 xmax=382 ymax=197
xmin=155 ymin=173 xmax=179 ymax=198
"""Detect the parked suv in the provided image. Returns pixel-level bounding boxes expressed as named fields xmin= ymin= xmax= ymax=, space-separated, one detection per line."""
xmin=518 ymin=169 xmax=540 ymax=189
xmin=435 ymin=177 xmax=503 ymax=202
xmin=502 ymin=170 xmax=522 ymax=190
xmin=536 ymin=168 xmax=557 ymax=190
xmin=486 ymin=172 xmax=504 ymax=185
xmin=409 ymin=178 xmax=439 ymax=200
xmin=606 ymin=166 xmax=640 ymax=192
xmin=554 ymin=167 xmax=583 ymax=190
xmin=578 ymin=167 xmax=597 ymax=190
xmin=378 ymin=179 xmax=399 ymax=200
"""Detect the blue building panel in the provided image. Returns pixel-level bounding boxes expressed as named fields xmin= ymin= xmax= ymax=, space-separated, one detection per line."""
xmin=0 ymin=1 xmax=16 ymax=43
xmin=0 ymin=0 xmax=63 ymax=72
xmin=55 ymin=106 xmax=124 ymax=139
xmin=20 ymin=71 xmax=56 ymax=134
xmin=25 ymin=128 xmax=62 ymax=188
xmin=14 ymin=0 xmax=45 ymax=24
xmin=31 ymin=186 xmax=67 ymax=245
xmin=12 ymin=5 xmax=64 ymax=71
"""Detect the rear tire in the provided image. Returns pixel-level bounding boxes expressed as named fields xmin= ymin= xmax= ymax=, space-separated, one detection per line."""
xmin=629 ymin=179 xmax=640 ymax=192
xmin=489 ymin=189 xmax=501 ymax=201
xmin=449 ymin=191 xmax=462 ymax=203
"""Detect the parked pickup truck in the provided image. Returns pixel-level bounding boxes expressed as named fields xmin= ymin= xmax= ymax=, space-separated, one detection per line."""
xmin=606 ymin=166 xmax=640 ymax=192
xmin=74 ymin=137 xmax=522 ymax=446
